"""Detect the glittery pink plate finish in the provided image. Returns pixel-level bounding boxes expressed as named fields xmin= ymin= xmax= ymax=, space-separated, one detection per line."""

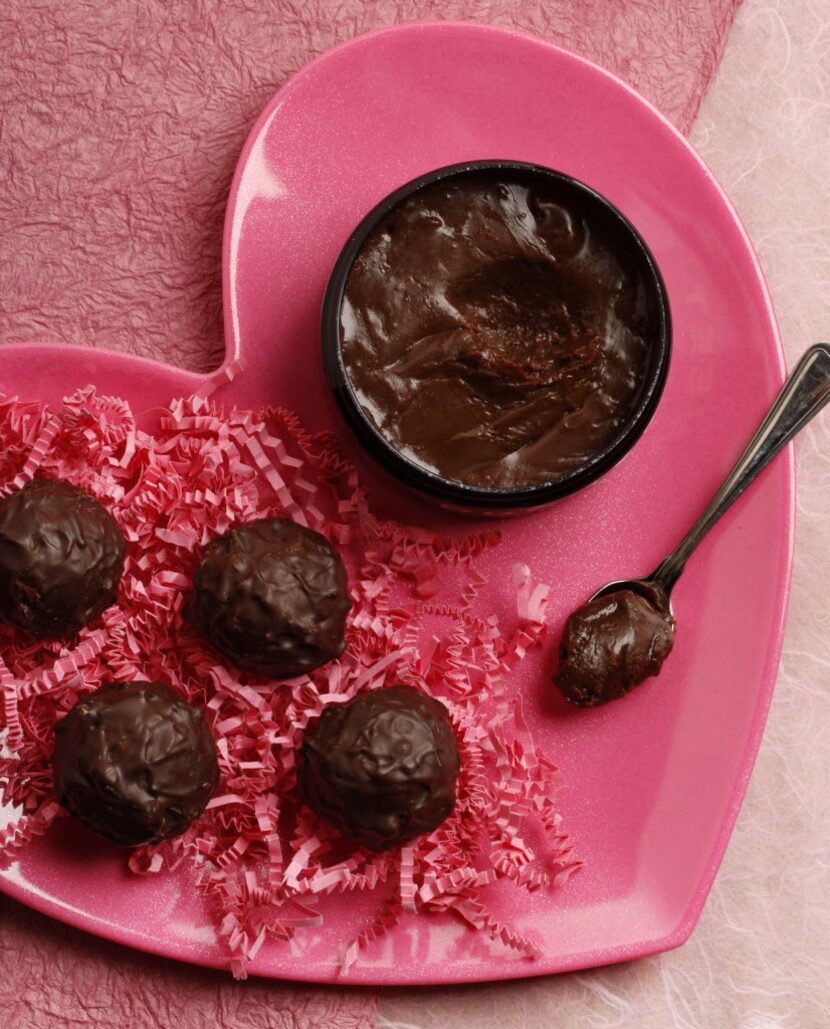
xmin=0 ymin=24 xmax=792 ymax=985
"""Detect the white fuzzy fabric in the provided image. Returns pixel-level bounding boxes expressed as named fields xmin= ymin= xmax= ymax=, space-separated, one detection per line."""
xmin=378 ymin=1 xmax=830 ymax=1025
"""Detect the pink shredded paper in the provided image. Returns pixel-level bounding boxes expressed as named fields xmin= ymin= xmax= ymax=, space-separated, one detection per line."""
xmin=0 ymin=389 xmax=581 ymax=977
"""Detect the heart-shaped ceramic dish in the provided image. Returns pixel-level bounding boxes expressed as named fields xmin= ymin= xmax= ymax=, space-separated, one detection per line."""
xmin=0 ymin=23 xmax=792 ymax=985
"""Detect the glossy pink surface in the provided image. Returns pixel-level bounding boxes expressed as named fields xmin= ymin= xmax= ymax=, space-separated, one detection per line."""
xmin=0 ymin=23 xmax=792 ymax=985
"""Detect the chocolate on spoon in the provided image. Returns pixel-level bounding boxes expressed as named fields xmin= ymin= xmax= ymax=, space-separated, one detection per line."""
xmin=556 ymin=343 xmax=830 ymax=707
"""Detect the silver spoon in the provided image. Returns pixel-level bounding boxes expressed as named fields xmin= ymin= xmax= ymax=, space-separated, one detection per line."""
xmin=592 ymin=342 xmax=830 ymax=613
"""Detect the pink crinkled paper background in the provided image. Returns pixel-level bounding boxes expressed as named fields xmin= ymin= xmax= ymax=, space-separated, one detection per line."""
xmin=0 ymin=2 xmax=745 ymax=1028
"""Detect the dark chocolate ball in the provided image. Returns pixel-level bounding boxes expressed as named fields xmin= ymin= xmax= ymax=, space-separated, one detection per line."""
xmin=53 ymin=682 xmax=219 ymax=847
xmin=185 ymin=518 xmax=351 ymax=678
xmin=0 ymin=478 xmax=126 ymax=639
xmin=298 ymin=685 xmax=461 ymax=852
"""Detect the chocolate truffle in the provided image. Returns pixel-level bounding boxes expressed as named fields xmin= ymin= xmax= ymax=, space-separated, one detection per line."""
xmin=0 ymin=478 xmax=126 ymax=639
xmin=185 ymin=518 xmax=351 ymax=678
xmin=298 ymin=685 xmax=461 ymax=851
xmin=555 ymin=588 xmax=676 ymax=707
xmin=53 ymin=682 xmax=219 ymax=847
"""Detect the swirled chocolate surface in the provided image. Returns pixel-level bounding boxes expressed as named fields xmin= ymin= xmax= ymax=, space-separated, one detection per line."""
xmin=342 ymin=171 xmax=658 ymax=488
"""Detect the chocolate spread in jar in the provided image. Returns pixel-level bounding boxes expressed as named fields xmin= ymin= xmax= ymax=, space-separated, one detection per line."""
xmin=555 ymin=588 xmax=676 ymax=707
xmin=341 ymin=170 xmax=659 ymax=489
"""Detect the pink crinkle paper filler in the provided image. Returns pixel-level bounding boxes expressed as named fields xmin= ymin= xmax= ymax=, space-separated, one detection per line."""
xmin=0 ymin=388 xmax=581 ymax=978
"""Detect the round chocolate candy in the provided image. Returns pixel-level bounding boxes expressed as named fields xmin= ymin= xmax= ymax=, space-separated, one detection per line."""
xmin=185 ymin=518 xmax=351 ymax=678
xmin=0 ymin=478 xmax=126 ymax=639
xmin=53 ymin=682 xmax=219 ymax=847
xmin=298 ymin=684 xmax=461 ymax=852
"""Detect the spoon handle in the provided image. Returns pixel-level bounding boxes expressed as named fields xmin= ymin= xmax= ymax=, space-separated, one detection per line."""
xmin=652 ymin=343 xmax=830 ymax=593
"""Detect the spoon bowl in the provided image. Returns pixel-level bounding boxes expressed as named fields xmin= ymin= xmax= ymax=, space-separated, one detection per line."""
xmin=590 ymin=576 xmax=673 ymax=614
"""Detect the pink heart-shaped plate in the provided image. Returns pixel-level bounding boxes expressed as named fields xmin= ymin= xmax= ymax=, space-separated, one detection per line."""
xmin=0 ymin=23 xmax=792 ymax=985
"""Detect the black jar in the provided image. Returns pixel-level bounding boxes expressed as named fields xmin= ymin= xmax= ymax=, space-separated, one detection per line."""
xmin=322 ymin=161 xmax=671 ymax=514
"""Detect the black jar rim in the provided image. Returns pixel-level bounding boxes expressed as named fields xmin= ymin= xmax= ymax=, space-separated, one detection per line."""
xmin=321 ymin=160 xmax=672 ymax=512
